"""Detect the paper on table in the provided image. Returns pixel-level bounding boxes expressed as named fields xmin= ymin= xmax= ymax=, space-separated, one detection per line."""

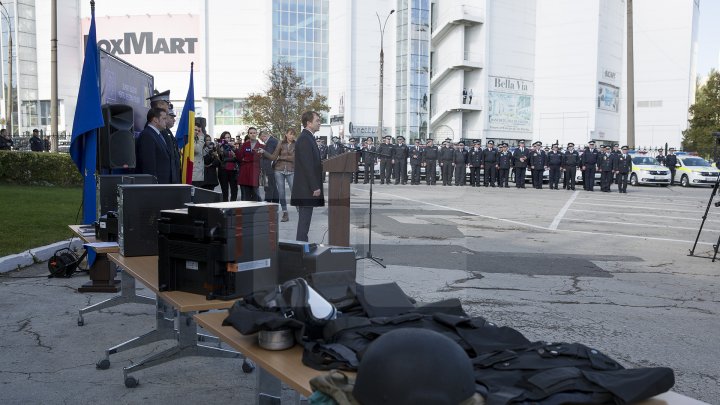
xmin=84 ymin=242 xmax=119 ymax=249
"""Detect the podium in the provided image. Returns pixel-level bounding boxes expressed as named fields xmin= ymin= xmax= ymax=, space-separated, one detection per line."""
xmin=322 ymin=152 xmax=358 ymax=246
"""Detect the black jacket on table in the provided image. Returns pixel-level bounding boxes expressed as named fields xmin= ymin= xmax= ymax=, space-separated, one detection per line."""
xmin=512 ymin=147 xmax=530 ymax=168
xmin=291 ymin=128 xmax=324 ymax=207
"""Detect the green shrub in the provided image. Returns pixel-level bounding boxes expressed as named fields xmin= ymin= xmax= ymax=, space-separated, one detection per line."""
xmin=0 ymin=151 xmax=83 ymax=186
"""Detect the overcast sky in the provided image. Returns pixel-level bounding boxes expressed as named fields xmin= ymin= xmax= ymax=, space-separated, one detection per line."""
xmin=697 ymin=0 xmax=720 ymax=77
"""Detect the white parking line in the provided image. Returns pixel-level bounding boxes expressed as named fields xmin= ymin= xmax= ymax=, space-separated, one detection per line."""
xmin=556 ymin=229 xmax=714 ymax=246
xmin=550 ymin=190 xmax=579 ymax=230
xmin=566 ymin=208 xmax=720 ymax=223
xmin=561 ymin=218 xmax=720 ymax=233
xmin=573 ymin=202 xmax=702 ymax=214
xmin=575 ymin=197 xmax=702 ymax=207
xmin=577 ymin=193 xmax=707 ymax=202
xmin=353 ymin=187 xmax=550 ymax=231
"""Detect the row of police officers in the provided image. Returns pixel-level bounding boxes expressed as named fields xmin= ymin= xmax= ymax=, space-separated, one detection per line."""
xmin=320 ymin=136 xmax=634 ymax=193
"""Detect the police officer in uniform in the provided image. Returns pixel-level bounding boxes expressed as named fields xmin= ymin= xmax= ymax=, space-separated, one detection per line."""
xmin=327 ymin=136 xmax=345 ymax=158
xmin=423 ymin=139 xmax=439 ymax=185
xmin=468 ymin=140 xmax=482 ymax=187
xmin=393 ymin=135 xmax=409 ymax=185
xmin=409 ymin=139 xmax=423 ymax=185
xmin=512 ymin=140 xmax=529 ymax=188
xmin=665 ymin=148 xmax=678 ymax=185
xmin=598 ymin=145 xmax=615 ymax=192
xmin=581 ymin=140 xmax=600 ymax=191
xmin=377 ymin=136 xmax=393 ymax=184
xmin=362 ymin=137 xmax=377 ymax=184
xmin=317 ymin=138 xmax=328 ymax=182
xmin=529 ymin=141 xmax=547 ymax=189
xmin=481 ymin=140 xmax=498 ymax=187
xmin=616 ymin=145 xmax=632 ymax=193
xmin=497 ymin=143 xmax=513 ymax=188
xmin=547 ymin=144 xmax=563 ymax=190
xmin=453 ymin=141 xmax=468 ymax=186
xmin=562 ymin=142 xmax=580 ymax=190
xmin=347 ymin=137 xmax=361 ymax=183
xmin=439 ymin=140 xmax=455 ymax=186
xmin=656 ymin=149 xmax=666 ymax=167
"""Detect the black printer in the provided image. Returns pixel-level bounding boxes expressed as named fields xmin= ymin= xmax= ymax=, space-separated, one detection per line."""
xmin=158 ymin=201 xmax=279 ymax=300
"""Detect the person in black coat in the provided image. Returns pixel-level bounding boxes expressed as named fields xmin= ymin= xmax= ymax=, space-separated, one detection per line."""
xmin=580 ymin=141 xmax=600 ymax=191
xmin=529 ymin=141 xmax=547 ymax=189
xmin=615 ymin=146 xmax=632 ymax=193
xmin=291 ymin=111 xmax=325 ymax=242
xmin=0 ymin=128 xmax=13 ymax=150
xmin=453 ymin=141 xmax=468 ymax=186
xmin=546 ymin=144 xmax=563 ymax=190
xmin=497 ymin=143 xmax=513 ymax=188
xmin=481 ymin=140 xmax=498 ymax=187
xmin=665 ymin=148 xmax=678 ymax=185
xmin=29 ymin=129 xmax=44 ymax=152
xmin=468 ymin=141 xmax=482 ymax=187
xmin=135 ymin=108 xmax=174 ymax=184
xmin=409 ymin=139 xmax=423 ymax=185
xmin=512 ymin=140 xmax=530 ymax=188
xmin=562 ymin=142 xmax=580 ymax=190
xmin=202 ymin=135 xmax=220 ymax=190
xmin=260 ymin=131 xmax=280 ymax=203
xmin=393 ymin=136 xmax=409 ymax=185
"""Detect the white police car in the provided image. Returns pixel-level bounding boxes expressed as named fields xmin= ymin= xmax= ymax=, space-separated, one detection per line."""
xmin=675 ymin=156 xmax=720 ymax=187
xmin=629 ymin=155 xmax=671 ymax=186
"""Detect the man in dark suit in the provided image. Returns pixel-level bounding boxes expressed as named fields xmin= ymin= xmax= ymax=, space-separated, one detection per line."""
xmin=291 ymin=111 xmax=324 ymax=242
xmin=135 ymin=108 xmax=173 ymax=183
xmin=259 ymin=130 xmax=279 ymax=203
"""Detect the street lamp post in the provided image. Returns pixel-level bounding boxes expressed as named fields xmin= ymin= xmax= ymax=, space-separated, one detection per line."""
xmin=376 ymin=9 xmax=394 ymax=140
xmin=0 ymin=1 xmax=11 ymax=137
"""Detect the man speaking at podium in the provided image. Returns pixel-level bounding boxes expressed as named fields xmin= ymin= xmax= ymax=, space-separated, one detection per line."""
xmin=291 ymin=111 xmax=324 ymax=242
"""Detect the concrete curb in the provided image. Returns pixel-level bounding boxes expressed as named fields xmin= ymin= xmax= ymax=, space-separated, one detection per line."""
xmin=0 ymin=239 xmax=83 ymax=274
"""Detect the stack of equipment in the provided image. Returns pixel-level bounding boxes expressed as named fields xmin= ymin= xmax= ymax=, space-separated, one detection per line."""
xmin=96 ymin=174 xmax=156 ymax=242
xmin=117 ymin=184 xmax=193 ymax=257
xmin=157 ymin=201 xmax=279 ymax=300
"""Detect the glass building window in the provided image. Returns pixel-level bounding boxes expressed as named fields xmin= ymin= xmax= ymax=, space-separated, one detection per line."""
xmin=396 ymin=0 xmax=430 ymax=139
xmin=272 ymin=0 xmax=329 ymax=97
xmin=214 ymin=99 xmax=247 ymax=125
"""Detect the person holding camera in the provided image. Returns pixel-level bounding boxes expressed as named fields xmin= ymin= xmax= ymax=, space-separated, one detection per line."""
xmin=217 ymin=131 xmax=239 ymax=201
xmin=202 ymin=134 xmax=220 ymax=191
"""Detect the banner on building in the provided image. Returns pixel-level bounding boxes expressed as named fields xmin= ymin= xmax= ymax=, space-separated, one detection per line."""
xmin=487 ymin=76 xmax=533 ymax=133
xmin=597 ymin=82 xmax=620 ymax=112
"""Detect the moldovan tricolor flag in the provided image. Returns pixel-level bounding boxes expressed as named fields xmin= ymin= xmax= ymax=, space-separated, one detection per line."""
xmin=176 ymin=63 xmax=195 ymax=184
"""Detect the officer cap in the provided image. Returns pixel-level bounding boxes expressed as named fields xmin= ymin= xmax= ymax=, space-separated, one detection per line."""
xmin=383 ymin=135 xmax=392 ymax=140
xmin=473 ymin=140 xmax=480 ymax=144
xmin=501 ymin=143 xmax=508 ymax=147
xmin=397 ymin=135 xmax=405 ymax=141
xmin=518 ymin=139 xmax=525 ymax=144
xmin=669 ymin=147 xmax=676 ymax=151
xmin=622 ymin=146 xmax=629 ymax=150
xmin=353 ymin=329 xmax=477 ymax=405
xmin=567 ymin=142 xmax=575 ymax=147
xmin=445 ymin=138 xmax=452 ymax=142
xmin=147 ymin=89 xmax=170 ymax=102
xmin=349 ymin=137 xmax=357 ymax=142
xmin=414 ymin=139 xmax=421 ymax=143
xmin=588 ymin=140 xmax=596 ymax=145
xmin=533 ymin=141 xmax=542 ymax=146
xmin=552 ymin=144 xmax=559 ymax=148
xmin=614 ymin=144 xmax=619 ymax=147
xmin=168 ymin=107 xmax=176 ymax=117
xmin=366 ymin=137 xmax=374 ymax=142
xmin=602 ymin=145 xmax=609 ymax=149
xmin=426 ymin=139 xmax=434 ymax=144
xmin=33 ymin=128 xmax=39 ymax=133
xmin=458 ymin=141 xmax=465 ymax=145
xmin=487 ymin=140 xmax=495 ymax=145
xmin=544 ymin=147 xmax=550 ymax=151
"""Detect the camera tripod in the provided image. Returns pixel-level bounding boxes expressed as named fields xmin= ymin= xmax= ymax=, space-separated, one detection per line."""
xmin=689 ymin=172 xmax=720 ymax=260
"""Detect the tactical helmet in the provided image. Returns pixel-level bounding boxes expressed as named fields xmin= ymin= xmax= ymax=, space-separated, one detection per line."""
xmin=353 ymin=328 xmax=476 ymax=405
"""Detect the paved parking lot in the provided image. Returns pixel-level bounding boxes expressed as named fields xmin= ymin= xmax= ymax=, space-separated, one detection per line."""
xmin=0 ymin=181 xmax=717 ymax=403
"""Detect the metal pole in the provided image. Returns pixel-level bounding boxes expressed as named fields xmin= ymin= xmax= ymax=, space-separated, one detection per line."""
xmin=626 ymin=0 xmax=635 ymax=148
xmin=0 ymin=2 xmax=12 ymax=137
xmin=50 ymin=0 xmax=58 ymax=152
xmin=376 ymin=10 xmax=394 ymax=140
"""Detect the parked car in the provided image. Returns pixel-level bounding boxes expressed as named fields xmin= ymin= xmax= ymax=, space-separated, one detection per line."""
xmin=675 ymin=156 xmax=720 ymax=187
xmin=629 ymin=155 xmax=670 ymax=186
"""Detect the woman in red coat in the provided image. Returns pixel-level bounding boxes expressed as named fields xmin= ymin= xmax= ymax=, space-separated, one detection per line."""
xmin=236 ymin=127 xmax=263 ymax=201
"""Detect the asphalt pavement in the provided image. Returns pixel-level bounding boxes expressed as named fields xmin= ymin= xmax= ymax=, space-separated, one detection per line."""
xmin=0 ymin=181 xmax=718 ymax=404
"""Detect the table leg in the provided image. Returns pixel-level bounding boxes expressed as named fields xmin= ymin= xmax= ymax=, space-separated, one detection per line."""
xmin=78 ymin=270 xmax=154 ymax=326
xmin=96 ymin=297 xmax=175 ymax=370
xmin=122 ymin=311 xmax=241 ymax=388
xmin=257 ymin=367 xmax=282 ymax=405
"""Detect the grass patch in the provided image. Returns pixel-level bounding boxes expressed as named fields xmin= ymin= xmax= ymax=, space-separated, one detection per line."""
xmin=0 ymin=184 xmax=82 ymax=256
